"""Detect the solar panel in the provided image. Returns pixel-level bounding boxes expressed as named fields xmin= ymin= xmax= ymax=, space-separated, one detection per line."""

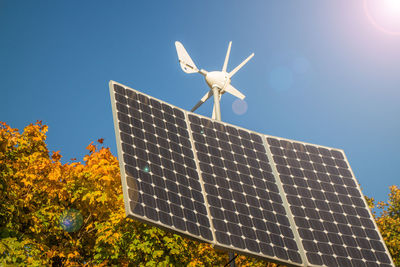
xmin=109 ymin=81 xmax=394 ymax=266
xmin=111 ymin=82 xmax=213 ymax=242
xmin=188 ymin=115 xmax=303 ymax=265
xmin=266 ymin=137 xmax=394 ymax=266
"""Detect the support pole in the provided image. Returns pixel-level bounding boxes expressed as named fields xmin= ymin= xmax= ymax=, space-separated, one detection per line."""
xmin=229 ymin=252 xmax=236 ymax=267
xmin=212 ymin=85 xmax=221 ymax=121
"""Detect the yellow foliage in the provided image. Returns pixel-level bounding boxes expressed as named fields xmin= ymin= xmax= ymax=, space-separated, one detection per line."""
xmin=369 ymin=185 xmax=400 ymax=266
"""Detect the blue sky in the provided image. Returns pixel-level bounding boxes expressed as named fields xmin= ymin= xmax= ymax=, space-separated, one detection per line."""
xmin=1 ymin=1 xmax=399 ymax=204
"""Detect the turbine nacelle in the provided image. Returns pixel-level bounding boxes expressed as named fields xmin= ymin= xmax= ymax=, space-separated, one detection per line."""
xmin=175 ymin=41 xmax=254 ymax=120
xmin=205 ymin=71 xmax=230 ymax=91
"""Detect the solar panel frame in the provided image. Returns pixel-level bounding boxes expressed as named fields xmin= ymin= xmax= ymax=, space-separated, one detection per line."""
xmin=110 ymin=80 xmax=394 ymax=267
xmin=110 ymin=81 xmax=131 ymax=218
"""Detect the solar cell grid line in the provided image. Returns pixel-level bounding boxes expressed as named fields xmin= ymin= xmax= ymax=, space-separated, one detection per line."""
xmin=265 ymin=136 xmax=395 ymax=267
xmin=109 ymin=81 xmax=214 ymax=243
xmin=188 ymin=114 xmax=304 ymax=266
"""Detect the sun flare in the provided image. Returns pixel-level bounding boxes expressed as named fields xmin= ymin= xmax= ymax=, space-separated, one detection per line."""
xmin=364 ymin=0 xmax=400 ymax=35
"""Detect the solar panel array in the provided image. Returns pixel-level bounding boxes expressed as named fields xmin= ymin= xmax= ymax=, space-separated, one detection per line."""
xmin=110 ymin=81 xmax=394 ymax=267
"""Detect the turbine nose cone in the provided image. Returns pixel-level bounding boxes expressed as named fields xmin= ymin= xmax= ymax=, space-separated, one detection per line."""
xmin=205 ymin=71 xmax=229 ymax=89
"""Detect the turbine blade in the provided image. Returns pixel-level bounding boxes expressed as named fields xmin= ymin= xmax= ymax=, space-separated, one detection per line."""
xmin=191 ymin=89 xmax=213 ymax=112
xmin=229 ymin=53 xmax=254 ymax=78
xmin=224 ymin=84 xmax=245 ymax=100
xmin=175 ymin=41 xmax=199 ymax=73
xmin=222 ymin=41 xmax=232 ymax=72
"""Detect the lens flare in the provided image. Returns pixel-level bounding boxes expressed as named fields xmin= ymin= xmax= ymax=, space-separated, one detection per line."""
xmin=364 ymin=0 xmax=400 ymax=35
xmin=143 ymin=165 xmax=150 ymax=173
xmin=59 ymin=209 xmax=83 ymax=233
xmin=232 ymin=99 xmax=248 ymax=115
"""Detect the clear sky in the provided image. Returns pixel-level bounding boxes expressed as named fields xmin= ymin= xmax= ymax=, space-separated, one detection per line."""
xmin=1 ymin=1 xmax=399 ymax=204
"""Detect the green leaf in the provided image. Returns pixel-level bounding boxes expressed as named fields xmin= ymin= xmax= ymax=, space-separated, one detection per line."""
xmin=152 ymin=250 xmax=164 ymax=258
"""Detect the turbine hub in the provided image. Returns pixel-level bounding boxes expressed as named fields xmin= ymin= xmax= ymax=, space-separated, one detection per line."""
xmin=205 ymin=71 xmax=230 ymax=90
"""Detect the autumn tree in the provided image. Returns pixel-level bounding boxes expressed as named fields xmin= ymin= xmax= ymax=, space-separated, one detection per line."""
xmin=369 ymin=186 xmax=400 ymax=266
xmin=3 ymin=121 xmax=396 ymax=266
xmin=0 ymin=121 xmax=270 ymax=266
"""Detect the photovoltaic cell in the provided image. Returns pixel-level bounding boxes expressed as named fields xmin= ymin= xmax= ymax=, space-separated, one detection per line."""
xmin=111 ymin=82 xmax=213 ymax=242
xmin=110 ymin=81 xmax=394 ymax=266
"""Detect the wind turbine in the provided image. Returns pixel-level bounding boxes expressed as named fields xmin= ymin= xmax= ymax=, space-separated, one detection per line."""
xmin=175 ymin=41 xmax=254 ymax=121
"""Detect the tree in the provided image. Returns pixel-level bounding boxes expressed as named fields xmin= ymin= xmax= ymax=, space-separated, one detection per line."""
xmin=0 ymin=121 xmax=270 ymax=266
xmin=369 ymin=185 xmax=400 ymax=266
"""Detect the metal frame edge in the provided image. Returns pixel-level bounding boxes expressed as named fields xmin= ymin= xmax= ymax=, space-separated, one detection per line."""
xmin=109 ymin=80 xmax=131 ymax=217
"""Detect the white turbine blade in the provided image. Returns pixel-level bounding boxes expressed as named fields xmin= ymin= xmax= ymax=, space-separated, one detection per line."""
xmin=222 ymin=41 xmax=232 ymax=72
xmin=211 ymin=94 xmax=222 ymax=119
xmin=224 ymin=84 xmax=245 ymax=100
xmin=175 ymin=41 xmax=199 ymax=73
xmin=228 ymin=53 xmax=254 ymax=78
xmin=191 ymin=89 xmax=213 ymax=112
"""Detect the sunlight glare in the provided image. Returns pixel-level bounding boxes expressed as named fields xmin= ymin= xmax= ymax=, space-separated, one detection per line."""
xmin=365 ymin=0 xmax=400 ymax=35
xmin=384 ymin=0 xmax=400 ymax=15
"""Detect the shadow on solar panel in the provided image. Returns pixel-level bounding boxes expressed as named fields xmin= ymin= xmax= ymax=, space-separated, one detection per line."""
xmin=109 ymin=80 xmax=395 ymax=267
